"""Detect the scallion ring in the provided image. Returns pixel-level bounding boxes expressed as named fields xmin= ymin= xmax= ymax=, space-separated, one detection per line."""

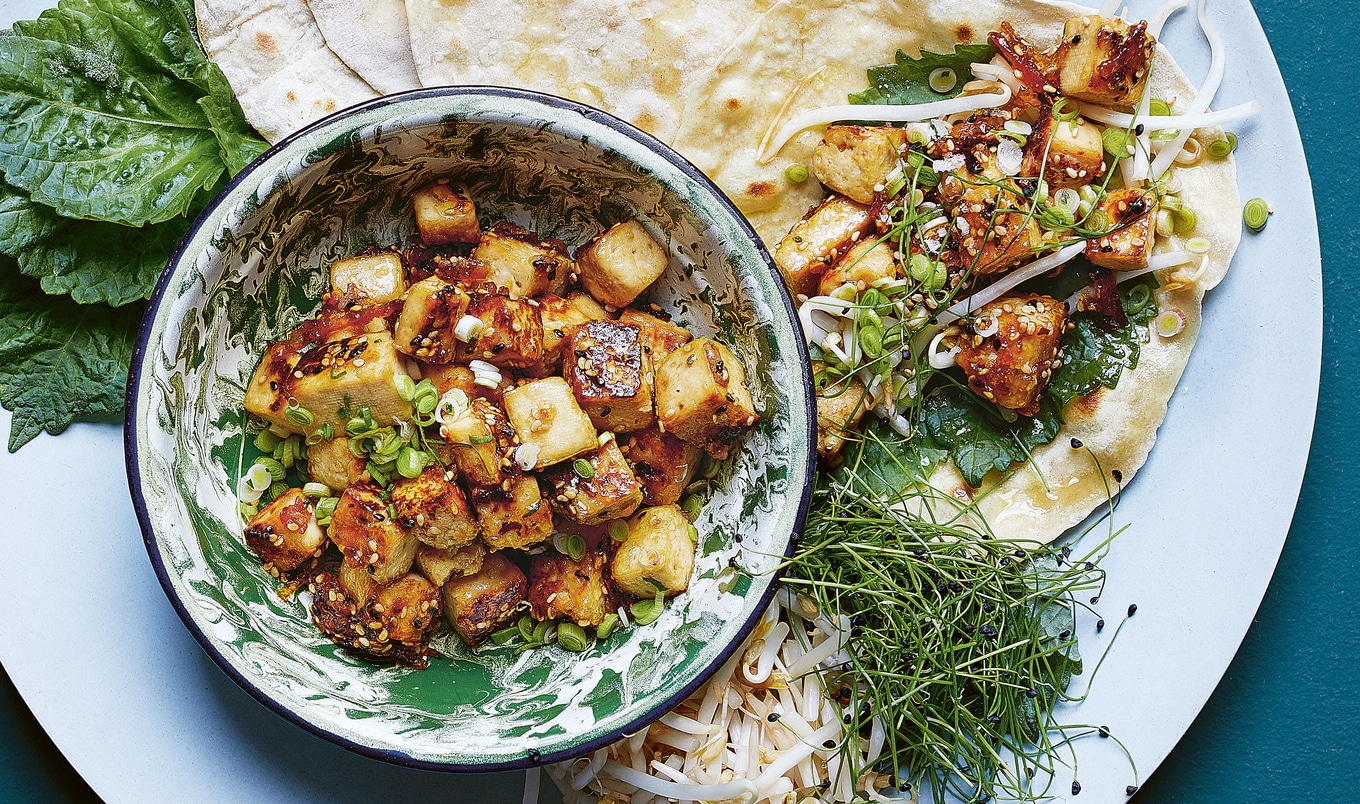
xmin=283 ymin=404 xmax=314 ymax=429
xmin=553 ymin=532 xmax=587 ymax=561
xmin=607 ymin=520 xmax=630 ymax=542
xmin=572 ymin=458 xmax=595 ymax=479
xmin=556 ymin=622 xmax=591 ymax=652
xmin=928 ymin=67 xmax=957 ymax=94
xmin=393 ymin=374 xmax=417 ymax=402
xmin=631 ymin=591 xmax=665 ymax=626
xmin=595 ymin=613 xmax=619 ymax=640
xmin=1243 ymin=197 xmax=1271 ymax=231
xmin=785 ymin=163 xmax=809 ymax=183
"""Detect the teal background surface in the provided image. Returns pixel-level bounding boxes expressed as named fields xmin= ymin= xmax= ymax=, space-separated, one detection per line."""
xmin=0 ymin=0 xmax=1354 ymax=800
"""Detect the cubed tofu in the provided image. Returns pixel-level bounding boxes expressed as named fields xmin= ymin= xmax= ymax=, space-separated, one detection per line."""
xmin=576 ymin=220 xmax=669 ymax=308
xmin=621 ymin=426 xmax=701 ymax=506
xmin=375 ymin=573 xmax=443 ymax=643
xmin=413 ymin=180 xmax=480 ymax=245
xmin=470 ymin=222 xmax=574 ymax=298
xmin=813 ymin=363 xmax=870 ymax=459
xmin=393 ymin=276 xmax=469 ymax=364
xmin=1023 ymin=114 xmax=1106 ymax=189
xmin=818 ymin=238 xmax=897 ymax=297
xmin=617 ymin=308 xmax=693 ymax=370
xmin=1085 ymin=188 xmax=1157 ymax=270
xmin=564 ymin=320 xmax=654 ymax=433
xmin=306 ymin=436 xmax=365 ymax=493
xmin=809 ymin=125 xmax=909 ymax=204
xmin=456 ymin=287 xmax=544 ymax=369
xmin=471 ymin=474 xmax=554 ymax=550
xmin=330 ymin=252 xmax=407 ymax=305
xmin=442 ymin=553 xmax=527 ymax=645
xmin=541 ymin=439 xmax=643 ymax=525
xmin=244 ymin=488 xmax=327 ymax=572
xmin=390 ymin=466 xmax=478 ymax=549
xmin=956 ymin=207 xmax=1042 ymax=276
xmin=527 ymin=549 xmax=615 ymax=627
xmin=307 ymin=564 xmax=430 ymax=667
xmin=772 ymin=195 xmax=874 ymax=298
xmin=415 ymin=541 xmax=487 ymax=587
xmin=338 ymin=560 xmax=380 ymax=606
xmin=1057 ymin=16 xmax=1155 ymax=107
xmin=502 ymin=377 xmax=598 ymax=469
xmin=327 ymin=482 xmax=419 ymax=584
xmin=955 ymin=294 xmax=1067 ymax=417
xmin=245 ymin=331 xmax=413 ymax=434
xmin=438 ymin=398 xmax=514 ymax=487
xmin=533 ymin=292 xmax=608 ymax=376
xmin=420 ymin=362 xmax=503 ymax=407
xmin=610 ymin=504 xmax=696 ymax=599
xmin=654 ymin=338 xmax=758 ymax=460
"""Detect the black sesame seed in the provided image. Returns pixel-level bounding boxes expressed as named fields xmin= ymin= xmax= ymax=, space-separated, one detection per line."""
xmin=1128 ymin=603 xmax=1138 ymax=616
xmin=1059 ymin=630 xmax=1071 ymax=640
xmin=1070 ymin=437 xmax=1083 ymax=448
xmin=1025 ymin=688 xmax=1038 ymax=699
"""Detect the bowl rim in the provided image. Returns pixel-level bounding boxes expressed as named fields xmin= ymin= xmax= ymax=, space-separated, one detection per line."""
xmin=123 ymin=85 xmax=817 ymax=772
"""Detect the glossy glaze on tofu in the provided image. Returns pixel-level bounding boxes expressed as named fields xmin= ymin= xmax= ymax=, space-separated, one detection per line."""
xmin=955 ymin=294 xmax=1068 ymax=417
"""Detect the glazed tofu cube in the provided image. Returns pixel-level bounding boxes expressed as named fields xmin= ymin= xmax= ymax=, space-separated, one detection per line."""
xmin=527 ymin=549 xmax=615 ymax=627
xmin=374 ymin=573 xmax=443 ymax=644
xmin=564 ymin=320 xmax=654 ymax=433
xmin=576 ymin=220 xmax=670 ymax=308
xmin=393 ymin=276 xmax=468 ymax=364
xmin=610 ymin=504 xmax=695 ymax=599
xmin=813 ymin=363 xmax=870 ymax=459
xmin=1023 ymin=115 xmax=1106 ymax=189
xmin=542 ymin=439 xmax=643 ymax=525
xmin=772 ymin=195 xmax=873 ymax=298
xmin=621 ymin=426 xmax=701 ymax=506
xmin=956 ymin=208 xmax=1042 ymax=275
xmin=1085 ymin=188 xmax=1157 ymax=270
xmin=533 ymin=292 xmax=608 ymax=375
xmin=442 ymin=553 xmax=527 ymax=645
xmin=617 ymin=308 xmax=692 ymax=367
xmin=472 ymin=474 xmax=554 ymax=551
xmin=438 ymin=398 xmax=514 ymax=486
xmin=456 ymin=287 xmax=544 ymax=369
xmin=810 ymin=125 xmax=908 ymax=204
xmin=420 ymin=362 xmax=503 ymax=407
xmin=390 ymin=466 xmax=478 ymax=549
xmin=502 ymin=377 xmax=598 ymax=469
xmin=330 ymin=252 xmax=406 ymax=305
xmin=413 ymin=180 xmax=480 ymax=245
xmin=246 ymin=331 xmax=414 ymax=434
xmin=955 ymin=294 xmax=1067 ymax=417
xmin=654 ymin=338 xmax=758 ymax=460
xmin=306 ymin=436 xmax=365 ymax=493
xmin=415 ymin=541 xmax=487 ymax=587
xmin=338 ymin=560 xmax=380 ymax=606
xmin=818 ymin=238 xmax=897 ymax=297
xmin=470 ymin=222 xmax=574 ymax=298
xmin=244 ymin=488 xmax=327 ymax=573
xmin=327 ymin=483 xmax=419 ymax=584
xmin=1057 ymin=16 xmax=1155 ymax=107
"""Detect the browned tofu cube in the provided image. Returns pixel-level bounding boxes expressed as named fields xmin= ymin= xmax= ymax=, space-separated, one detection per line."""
xmin=955 ymin=294 xmax=1067 ymax=417
xmin=1057 ymin=16 xmax=1155 ymax=107
xmin=1022 ymin=114 xmax=1106 ymax=189
xmin=772 ymin=195 xmax=873 ymax=298
xmin=437 ymin=398 xmax=514 ymax=487
xmin=654 ymin=338 xmax=758 ymax=460
xmin=330 ymin=252 xmax=406 ymax=305
xmin=541 ymin=439 xmax=643 ymax=525
xmin=470 ymin=222 xmax=574 ymax=298
xmin=305 ymin=436 xmax=365 ymax=494
xmin=326 ymin=482 xmax=419 ymax=584
xmin=338 ymin=560 xmax=380 ymax=606
xmin=393 ymin=276 xmax=469 ymax=364
xmin=307 ymin=565 xmax=432 ymax=667
xmin=810 ymin=125 xmax=908 ymax=204
xmin=471 ymin=474 xmax=554 ymax=551
xmin=442 ymin=553 xmax=527 ymax=645
xmin=576 ymin=220 xmax=669 ymax=308
xmin=956 ymin=208 xmax=1042 ymax=275
xmin=502 ymin=377 xmax=598 ymax=469
xmin=390 ymin=466 xmax=478 ymax=549
xmin=817 ymin=238 xmax=897 ymax=297
xmin=611 ymin=504 xmax=695 ymax=598
xmin=526 ymin=549 xmax=615 ymax=627
xmin=419 ymin=363 xmax=503 ymax=407
xmin=413 ymin=180 xmax=480 ymax=245
xmin=1085 ymin=188 xmax=1157 ymax=271
xmin=813 ymin=363 xmax=870 ymax=460
xmin=375 ymin=573 xmax=443 ymax=644
xmin=617 ymin=308 xmax=693 ymax=369
xmin=564 ymin=320 xmax=654 ymax=433
xmin=621 ymin=426 xmax=700 ymax=506
xmin=455 ymin=287 xmax=544 ymax=370
xmin=244 ymin=488 xmax=327 ymax=573
xmin=533 ymin=292 xmax=608 ymax=376
xmin=415 ymin=541 xmax=486 ymax=587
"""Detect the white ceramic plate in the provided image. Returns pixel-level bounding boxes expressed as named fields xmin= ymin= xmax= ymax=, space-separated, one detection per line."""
xmin=0 ymin=0 xmax=1320 ymax=801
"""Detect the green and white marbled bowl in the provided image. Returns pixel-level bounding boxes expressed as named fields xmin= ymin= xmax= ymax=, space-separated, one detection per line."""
xmin=124 ymin=88 xmax=816 ymax=771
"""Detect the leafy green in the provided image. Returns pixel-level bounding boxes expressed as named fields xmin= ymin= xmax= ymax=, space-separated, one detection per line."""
xmin=849 ymin=44 xmax=998 ymax=106
xmin=0 ymin=267 xmax=142 ymax=451
xmin=831 ymin=417 xmax=947 ymax=500
xmin=1047 ymin=279 xmax=1159 ymax=412
xmin=917 ymin=385 xmax=1062 ymax=488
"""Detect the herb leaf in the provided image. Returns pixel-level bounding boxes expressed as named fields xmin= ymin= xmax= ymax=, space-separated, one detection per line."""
xmin=1048 ymin=280 xmax=1158 ymax=412
xmin=917 ymin=385 xmax=1061 ymax=488
xmin=832 ymin=417 xmax=946 ymax=500
xmin=849 ymin=44 xmax=998 ymax=106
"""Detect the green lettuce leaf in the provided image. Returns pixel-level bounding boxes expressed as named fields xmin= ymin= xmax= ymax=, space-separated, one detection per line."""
xmin=0 ymin=266 xmax=142 ymax=451
xmin=849 ymin=44 xmax=998 ymax=106
xmin=1047 ymin=279 xmax=1158 ymax=412
xmin=831 ymin=417 xmax=947 ymax=501
xmin=917 ymin=385 xmax=1062 ymax=489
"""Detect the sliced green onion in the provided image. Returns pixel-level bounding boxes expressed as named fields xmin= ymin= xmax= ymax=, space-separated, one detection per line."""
xmin=255 ymin=429 xmax=282 ymax=453
xmin=396 ymin=446 xmax=425 ymax=479
xmin=1207 ymin=136 xmax=1235 ymax=159
xmin=858 ymin=325 xmax=884 ymax=359
xmin=1101 ymin=127 xmax=1133 ymax=159
xmin=914 ymin=165 xmax=939 ymax=188
xmin=367 ymin=462 xmax=390 ymax=487
xmin=267 ymin=481 xmax=289 ymax=501
xmin=1149 ymin=98 xmax=1171 ymax=116
xmin=491 ymin=625 xmax=521 ymax=646
xmin=531 ymin=619 xmax=553 ymax=644
xmin=699 ymin=453 xmax=720 ymax=479
xmin=1053 ymin=188 xmax=1081 ymax=215
xmin=572 ymin=458 xmax=596 ymax=479
xmin=554 ymin=532 xmax=587 ymax=561
xmin=687 ymin=524 xmax=699 ymax=543
xmin=254 ymin=456 xmax=286 ymax=481
xmin=1124 ymin=283 xmax=1152 ymax=314
xmin=608 ymin=520 xmax=630 ymax=542
xmin=1148 ymin=127 xmax=1181 ymax=142
xmin=415 ymin=393 xmax=438 ymax=415
xmin=469 ymin=433 xmax=494 ymax=445
xmin=908 ymin=253 xmax=933 ymax=283
xmin=596 ymin=613 xmax=619 ymax=640
xmin=394 ymin=374 xmax=417 ymax=402
xmin=630 ymin=591 xmax=665 ymax=626
xmin=1172 ymin=206 xmax=1198 ymax=233
xmin=1243 ymin=197 xmax=1271 ymax=231
xmin=284 ymin=404 xmax=314 ymax=429
xmin=928 ymin=263 xmax=948 ymax=292
xmin=1154 ymin=309 xmax=1187 ymax=337
xmin=679 ymin=493 xmax=703 ymax=521
xmin=785 ymin=164 xmax=809 ymax=183
xmin=1052 ymin=97 xmax=1080 ymax=121
xmin=302 ymin=482 xmax=331 ymax=498
xmin=1186 ymin=236 xmax=1212 ymax=254
xmin=928 ymin=67 xmax=957 ymax=94
xmin=314 ymin=496 xmax=339 ymax=525
xmin=517 ymin=615 xmax=536 ymax=643
xmin=245 ymin=463 xmax=273 ymax=493
xmin=556 ymin=622 xmax=591 ymax=652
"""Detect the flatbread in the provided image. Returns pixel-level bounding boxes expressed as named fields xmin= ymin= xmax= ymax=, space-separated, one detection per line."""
xmin=306 ymin=0 xmax=422 ymax=94
xmin=197 ymin=0 xmax=379 ymax=143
